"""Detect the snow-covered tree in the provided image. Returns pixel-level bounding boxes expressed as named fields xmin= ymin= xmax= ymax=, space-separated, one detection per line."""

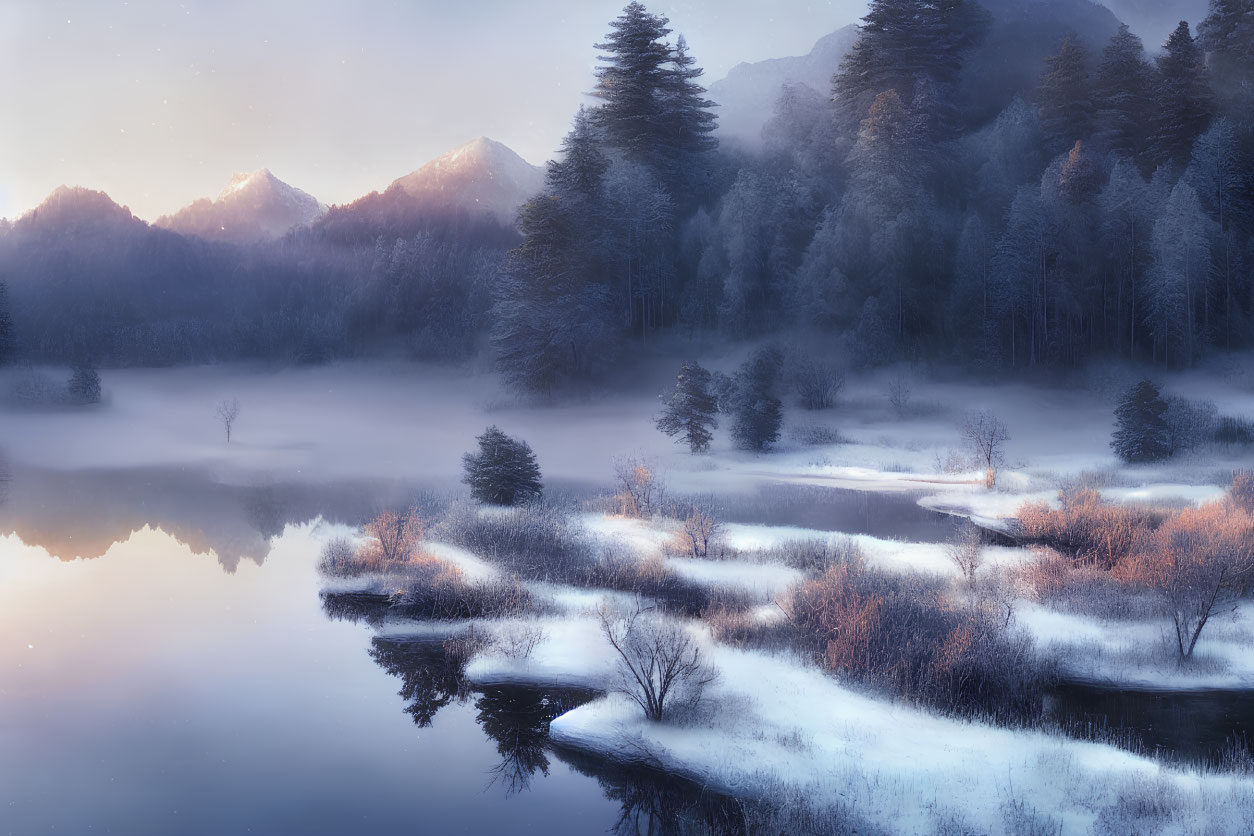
xmin=1111 ymin=379 xmax=1171 ymax=462
xmin=656 ymin=361 xmax=719 ymax=453
xmin=462 ymin=426 xmax=544 ymax=506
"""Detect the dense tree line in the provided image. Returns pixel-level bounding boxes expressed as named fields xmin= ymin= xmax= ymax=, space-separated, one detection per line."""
xmin=495 ymin=0 xmax=1254 ymax=391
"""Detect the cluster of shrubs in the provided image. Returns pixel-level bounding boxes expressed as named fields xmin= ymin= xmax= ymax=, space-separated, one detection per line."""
xmin=700 ymin=537 xmax=1049 ymax=721
xmin=787 ymin=550 xmax=1047 ymax=720
xmin=434 ymin=498 xmax=748 ymax=616
xmin=1017 ymin=475 xmax=1254 ymax=658
xmin=318 ymin=507 xmax=532 ymax=621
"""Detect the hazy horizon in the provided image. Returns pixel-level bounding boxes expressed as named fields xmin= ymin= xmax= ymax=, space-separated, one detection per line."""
xmin=0 ymin=0 xmax=872 ymax=222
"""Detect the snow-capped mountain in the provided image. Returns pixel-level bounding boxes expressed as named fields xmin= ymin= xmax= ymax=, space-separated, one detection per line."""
xmin=156 ymin=169 xmax=325 ymax=244
xmin=708 ymin=26 xmax=859 ymax=149
xmin=387 ymin=137 xmax=544 ymax=226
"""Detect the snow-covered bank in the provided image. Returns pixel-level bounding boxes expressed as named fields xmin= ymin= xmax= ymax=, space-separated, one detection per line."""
xmin=549 ymin=645 xmax=1254 ymax=835
xmin=1018 ymin=601 xmax=1254 ymax=691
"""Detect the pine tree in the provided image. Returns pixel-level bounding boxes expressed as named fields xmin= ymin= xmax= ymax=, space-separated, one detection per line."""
xmin=1111 ymin=379 xmax=1172 ymax=462
xmin=492 ymin=196 xmax=616 ymax=393
xmin=1095 ymin=25 xmax=1153 ymax=160
xmin=590 ymin=2 xmax=674 ymax=162
xmin=1198 ymin=0 xmax=1254 ymax=118
xmin=1151 ymin=22 xmax=1213 ymax=168
xmin=1037 ymin=34 xmax=1095 ymax=154
xmin=662 ymin=35 xmax=718 ymax=157
xmin=547 ymin=107 xmax=610 ymax=207
xmin=832 ymin=0 xmax=988 ymax=138
xmin=656 ymin=361 xmax=719 ymax=453
xmin=0 ymin=281 xmax=13 ymax=365
xmin=462 ymin=426 xmax=544 ymax=506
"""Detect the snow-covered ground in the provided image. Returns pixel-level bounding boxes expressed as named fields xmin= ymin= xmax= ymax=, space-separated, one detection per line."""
xmin=549 ymin=644 xmax=1254 ymax=835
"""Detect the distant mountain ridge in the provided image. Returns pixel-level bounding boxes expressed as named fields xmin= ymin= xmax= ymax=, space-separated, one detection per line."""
xmin=708 ymin=26 xmax=859 ymax=148
xmin=155 ymin=169 xmax=325 ymax=244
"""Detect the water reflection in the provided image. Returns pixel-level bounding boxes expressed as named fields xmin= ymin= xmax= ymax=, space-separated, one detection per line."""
xmin=359 ymin=629 xmax=749 ymax=834
xmin=0 ymin=464 xmax=427 ymax=569
xmin=1049 ymin=682 xmax=1254 ymax=766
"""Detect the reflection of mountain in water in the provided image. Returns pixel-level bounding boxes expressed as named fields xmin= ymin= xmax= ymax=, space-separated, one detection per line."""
xmin=0 ymin=465 xmax=426 ymax=571
xmin=357 ymin=627 xmax=750 ymax=833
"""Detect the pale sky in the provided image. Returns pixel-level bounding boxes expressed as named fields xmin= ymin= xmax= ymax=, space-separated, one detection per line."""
xmin=0 ymin=0 xmax=867 ymax=221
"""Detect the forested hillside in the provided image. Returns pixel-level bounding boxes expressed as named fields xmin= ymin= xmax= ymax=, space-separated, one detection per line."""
xmin=1 ymin=0 xmax=1250 ymax=390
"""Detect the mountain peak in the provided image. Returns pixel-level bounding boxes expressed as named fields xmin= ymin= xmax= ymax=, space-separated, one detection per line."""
xmin=19 ymin=186 xmax=142 ymax=234
xmin=158 ymin=169 xmax=325 ymax=244
xmin=389 ymin=138 xmax=544 ymax=226
xmin=219 ymin=168 xmax=278 ymax=199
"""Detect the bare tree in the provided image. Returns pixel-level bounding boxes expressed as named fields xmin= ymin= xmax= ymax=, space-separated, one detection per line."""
xmin=1120 ymin=504 xmax=1254 ymax=659
xmin=945 ymin=522 xmax=985 ymax=585
xmin=677 ymin=500 xmax=722 ymax=558
xmin=962 ymin=409 xmax=1010 ymax=488
xmin=216 ymin=397 xmax=241 ymax=443
xmin=597 ymin=600 xmax=717 ymax=722
xmin=612 ymin=456 xmax=665 ymax=519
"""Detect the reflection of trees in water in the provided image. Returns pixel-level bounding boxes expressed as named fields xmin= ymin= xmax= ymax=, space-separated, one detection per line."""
xmin=0 ymin=464 xmax=430 ymax=569
xmin=368 ymin=637 xmax=469 ymax=728
xmin=559 ymin=750 xmax=746 ymax=836
xmin=359 ymin=634 xmax=752 ymax=832
xmin=476 ymin=686 xmax=594 ymax=795
xmin=320 ymin=591 xmax=393 ymax=629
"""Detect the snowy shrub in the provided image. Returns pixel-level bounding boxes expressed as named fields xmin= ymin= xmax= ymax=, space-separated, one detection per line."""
xmin=789 ymin=354 xmax=845 ymax=410
xmin=360 ymin=507 xmax=424 ymax=566
xmin=434 ymin=501 xmax=589 ymax=582
xmin=672 ymin=500 xmax=723 ymax=558
xmin=945 ymin=522 xmax=985 ymax=585
xmin=388 ymin=558 xmax=531 ymax=620
xmin=1016 ymin=488 xmax=1164 ymax=568
xmin=789 ymin=554 xmax=1048 ymax=718
xmin=317 ymin=537 xmax=360 ymax=577
xmin=611 ymin=456 xmax=666 ymax=518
